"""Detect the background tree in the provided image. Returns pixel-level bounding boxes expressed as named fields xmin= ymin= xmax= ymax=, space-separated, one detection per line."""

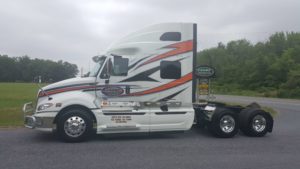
xmin=0 ymin=55 xmax=78 ymax=82
xmin=197 ymin=32 xmax=300 ymax=98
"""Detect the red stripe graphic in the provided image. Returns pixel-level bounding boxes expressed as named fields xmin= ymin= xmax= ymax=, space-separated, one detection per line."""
xmin=126 ymin=72 xmax=192 ymax=96
xmin=135 ymin=40 xmax=193 ymax=69
xmin=39 ymin=73 xmax=193 ymax=98
xmin=38 ymin=85 xmax=95 ymax=97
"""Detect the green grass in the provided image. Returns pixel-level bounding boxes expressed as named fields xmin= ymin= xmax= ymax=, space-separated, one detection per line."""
xmin=211 ymin=83 xmax=272 ymax=97
xmin=211 ymin=83 xmax=300 ymax=99
xmin=0 ymin=83 xmax=39 ymax=127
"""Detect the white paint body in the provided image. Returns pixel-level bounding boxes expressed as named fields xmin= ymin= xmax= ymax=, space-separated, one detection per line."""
xmin=26 ymin=23 xmax=196 ymax=134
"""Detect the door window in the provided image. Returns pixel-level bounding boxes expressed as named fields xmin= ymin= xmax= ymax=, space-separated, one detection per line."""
xmin=100 ymin=56 xmax=129 ymax=79
xmin=112 ymin=56 xmax=129 ymax=76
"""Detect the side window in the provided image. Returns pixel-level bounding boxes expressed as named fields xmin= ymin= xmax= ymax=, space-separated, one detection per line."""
xmin=100 ymin=56 xmax=129 ymax=78
xmin=160 ymin=32 xmax=181 ymax=41
xmin=160 ymin=61 xmax=181 ymax=79
xmin=100 ymin=60 xmax=112 ymax=79
xmin=112 ymin=56 xmax=129 ymax=76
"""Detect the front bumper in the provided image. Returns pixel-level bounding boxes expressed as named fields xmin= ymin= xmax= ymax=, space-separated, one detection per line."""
xmin=23 ymin=102 xmax=57 ymax=132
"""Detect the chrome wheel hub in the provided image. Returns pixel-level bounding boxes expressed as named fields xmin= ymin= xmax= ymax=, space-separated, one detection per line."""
xmin=252 ymin=115 xmax=266 ymax=132
xmin=64 ymin=116 xmax=86 ymax=137
xmin=220 ymin=115 xmax=235 ymax=133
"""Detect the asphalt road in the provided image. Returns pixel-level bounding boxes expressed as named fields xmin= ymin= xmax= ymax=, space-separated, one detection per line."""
xmin=1 ymin=95 xmax=300 ymax=169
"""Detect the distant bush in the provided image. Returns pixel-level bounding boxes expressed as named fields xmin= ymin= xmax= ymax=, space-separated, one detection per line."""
xmin=0 ymin=55 xmax=78 ymax=82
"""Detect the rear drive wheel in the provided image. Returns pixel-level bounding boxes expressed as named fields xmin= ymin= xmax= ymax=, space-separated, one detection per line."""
xmin=57 ymin=109 xmax=93 ymax=142
xmin=239 ymin=108 xmax=272 ymax=137
xmin=209 ymin=108 xmax=239 ymax=138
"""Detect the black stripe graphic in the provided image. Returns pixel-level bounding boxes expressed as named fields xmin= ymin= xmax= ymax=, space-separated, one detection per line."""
xmin=128 ymin=55 xmax=152 ymax=71
xmin=44 ymin=82 xmax=96 ymax=92
xmin=120 ymin=66 xmax=160 ymax=82
xmin=158 ymin=88 xmax=187 ymax=101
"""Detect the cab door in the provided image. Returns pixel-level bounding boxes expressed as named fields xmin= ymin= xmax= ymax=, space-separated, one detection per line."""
xmin=149 ymin=60 xmax=195 ymax=131
xmin=95 ymin=55 xmax=150 ymax=133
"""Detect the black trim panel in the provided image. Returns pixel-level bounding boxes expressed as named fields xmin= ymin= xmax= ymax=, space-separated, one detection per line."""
xmin=103 ymin=112 xmax=146 ymax=115
xmin=36 ymin=110 xmax=59 ymax=113
xmin=192 ymin=23 xmax=197 ymax=103
xmin=89 ymin=108 xmax=101 ymax=110
xmin=155 ymin=112 xmax=187 ymax=115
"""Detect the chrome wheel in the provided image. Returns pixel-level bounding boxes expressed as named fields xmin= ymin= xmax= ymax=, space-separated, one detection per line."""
xmin=220 ymin=115 xmax=235 ymax=133
xmin=252 ymin=115 xmax=266 ymax=132
xmin=64 ymin=116 xmax=86 ymax=137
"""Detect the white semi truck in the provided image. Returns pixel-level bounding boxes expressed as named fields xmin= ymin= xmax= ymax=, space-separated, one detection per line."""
xmin=23 ymin=23 xmax=273 ymax=142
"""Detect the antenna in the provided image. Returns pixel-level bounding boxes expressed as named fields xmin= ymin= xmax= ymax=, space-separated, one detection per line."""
xmin=35 ymin=76 xmax=52 ymax=101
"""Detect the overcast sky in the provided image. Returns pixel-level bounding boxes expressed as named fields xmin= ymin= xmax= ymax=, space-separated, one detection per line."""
xmin=1 ymin=0 xmax=300 ymax=73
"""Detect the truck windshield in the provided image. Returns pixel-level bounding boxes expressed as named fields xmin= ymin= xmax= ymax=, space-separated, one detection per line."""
xmin=88 ymin=56 xmax=106 ymax=77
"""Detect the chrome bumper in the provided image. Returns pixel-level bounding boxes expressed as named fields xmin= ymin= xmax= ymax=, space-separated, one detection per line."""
xmin=23 ymin=102 xmax=56 ymax=131
xmin=23 ymin=102 xmax=35 ymax=128
xmin=24 ymin=116 xmax=36 ymax=129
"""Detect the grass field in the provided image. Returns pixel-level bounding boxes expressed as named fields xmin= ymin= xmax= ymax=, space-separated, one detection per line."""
xmin=0 ymin=83 xmax=39 ymax=126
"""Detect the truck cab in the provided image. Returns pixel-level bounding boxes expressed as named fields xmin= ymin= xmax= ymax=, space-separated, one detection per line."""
xmin=23 ymin=23 xmax=197 ymax=142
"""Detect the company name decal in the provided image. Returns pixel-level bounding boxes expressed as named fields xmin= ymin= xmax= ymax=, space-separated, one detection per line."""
xmin=102 ymin=86 xmax=124 ymax=96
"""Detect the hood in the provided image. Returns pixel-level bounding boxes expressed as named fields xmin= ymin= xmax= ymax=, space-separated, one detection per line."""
xmin=42 ymin=77 xmax=96 ymax=91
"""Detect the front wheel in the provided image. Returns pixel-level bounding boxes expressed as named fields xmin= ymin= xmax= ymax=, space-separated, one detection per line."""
xmin=57 ymin=109 xmax=93 ymax=142
xmin=209 ymin=108 xmax=239 ymax=138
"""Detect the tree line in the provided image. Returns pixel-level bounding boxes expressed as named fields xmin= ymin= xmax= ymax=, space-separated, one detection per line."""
xmin=198 ymin=32 xmax=300 ymax=98
xmin=0 ymin=55 xmax=78 ymax=83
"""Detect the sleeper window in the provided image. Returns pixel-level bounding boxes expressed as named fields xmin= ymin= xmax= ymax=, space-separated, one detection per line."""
xmin=160 ymin=61 xmax=181 ymax=79
xmin=160 ymin=32 xmax=181 ymax=41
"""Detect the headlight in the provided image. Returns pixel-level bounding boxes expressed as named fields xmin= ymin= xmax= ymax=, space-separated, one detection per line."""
xmin=37 ymin=103 xmax=53 ymax=111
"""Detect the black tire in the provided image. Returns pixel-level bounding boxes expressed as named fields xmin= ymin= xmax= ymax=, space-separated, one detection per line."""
xmin=239 ymin=108 xmax=272 ymax=137
xmin=208 ymin=108 xmax=239 ymax=138
xmin=57 ymin=108 xmax=93 ymax=142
